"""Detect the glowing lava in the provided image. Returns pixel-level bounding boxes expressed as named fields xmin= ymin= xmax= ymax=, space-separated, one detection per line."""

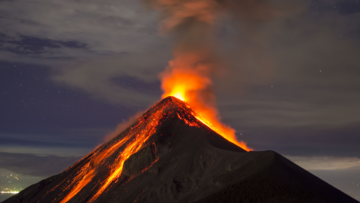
xmin=87 ymin=108 xmax=163 ymax=203
xmin=161 ymin=52 xmax=253 ymax=152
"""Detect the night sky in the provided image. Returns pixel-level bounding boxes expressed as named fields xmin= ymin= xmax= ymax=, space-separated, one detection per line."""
xmin=1 ymin=0 xmax=360 ymax=201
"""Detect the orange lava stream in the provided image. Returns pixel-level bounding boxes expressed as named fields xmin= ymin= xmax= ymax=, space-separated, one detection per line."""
xmin=88 ymin=109 xmax=163 ymax=203
xmin=59 ymin=133 xmax=133 ymax=203
xmin=59 ymin=166 xmax=95 ymax=203
xmin=193 ymin=114 xmax=252 ymax=151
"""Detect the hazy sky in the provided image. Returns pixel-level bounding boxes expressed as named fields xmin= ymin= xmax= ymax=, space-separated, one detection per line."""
xmin=0 ymin=0 xmax=359 ymax=201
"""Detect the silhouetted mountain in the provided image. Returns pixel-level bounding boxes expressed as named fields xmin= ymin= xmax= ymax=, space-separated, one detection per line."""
xmin=3 ymin=97 xmax=358 ymax=203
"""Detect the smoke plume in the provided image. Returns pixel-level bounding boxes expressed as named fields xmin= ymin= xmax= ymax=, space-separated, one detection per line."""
xmin=142 ymin=0 xmax=306 ymax=150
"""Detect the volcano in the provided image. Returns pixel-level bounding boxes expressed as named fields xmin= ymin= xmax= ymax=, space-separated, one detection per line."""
xmin=3 ymin=97 xmax=358 ymax=203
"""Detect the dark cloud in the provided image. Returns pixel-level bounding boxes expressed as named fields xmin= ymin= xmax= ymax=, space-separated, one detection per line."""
xmin=0 ymin=0 xmax=164 ymax=63
xmin=52 ymin=51 xmax=170 ymax=106
xmin=2 ymin=35 xmax=87 ymax=55
xmin=5 ymin=0 xmax=158 ymax=44
xmin=0 ymin=152 xmax=80 ymax=177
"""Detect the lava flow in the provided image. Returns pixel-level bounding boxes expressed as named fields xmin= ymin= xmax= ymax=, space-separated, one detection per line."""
xmin=53 ymin=97 xmax=208 ymax=203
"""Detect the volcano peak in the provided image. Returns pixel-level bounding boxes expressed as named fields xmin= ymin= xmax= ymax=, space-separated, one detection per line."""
xmin=159 ymin=95 xmax=182 ymax=103
xmin=143 ymin=96 xmax=194 ymax=118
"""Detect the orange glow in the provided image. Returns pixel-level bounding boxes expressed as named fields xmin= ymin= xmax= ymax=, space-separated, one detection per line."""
xmin=59 ymin=165 xmax=95 ymax=203
xmin=59 ymin=136 xmax=131 ymax=203
xmin=161 ymin=52 xmax=253 ymax=152
xmin=173 ymin=91 xmax=185 ymax=101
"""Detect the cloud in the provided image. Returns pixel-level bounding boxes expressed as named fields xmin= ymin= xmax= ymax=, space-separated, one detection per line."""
xmin=0 ymin=0 xmax=173 ymax=106
xmin=52 ymin=51 xmax=170 ymax=106
xmin=0 ymin=0 xmax=162 ymax=56
xmin=0 ymin=152 xmax=80 ymax=177
xmin=1 ymin=0 xmax=360 ymax=130
xmin=0 ymin=128 xmax=111 ymax=157
xmin=286 ymin=156 xmax=360 ymax=170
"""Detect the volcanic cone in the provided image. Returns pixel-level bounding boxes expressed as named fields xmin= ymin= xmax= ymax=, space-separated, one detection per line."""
xmin=3 ymin=97 xmax=358 ymax=203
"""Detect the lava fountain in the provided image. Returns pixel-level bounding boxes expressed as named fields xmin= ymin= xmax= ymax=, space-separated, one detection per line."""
xmin=160 ymin=51 xmax=252 ymax=152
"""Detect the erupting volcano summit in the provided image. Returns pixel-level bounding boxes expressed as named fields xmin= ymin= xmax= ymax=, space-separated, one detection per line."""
xmin=3 ymin=97 xmax=358 ymax=203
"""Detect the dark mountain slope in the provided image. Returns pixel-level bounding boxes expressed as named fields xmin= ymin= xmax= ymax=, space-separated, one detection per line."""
xmin=195 ymin=151 xmax=357 ymax=203
xmin=3 ymin=97 xmax=358 ymax=203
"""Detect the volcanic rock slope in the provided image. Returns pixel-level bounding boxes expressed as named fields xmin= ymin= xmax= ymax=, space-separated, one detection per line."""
xmin=3 ymin=97 xmax=358 ymax=203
